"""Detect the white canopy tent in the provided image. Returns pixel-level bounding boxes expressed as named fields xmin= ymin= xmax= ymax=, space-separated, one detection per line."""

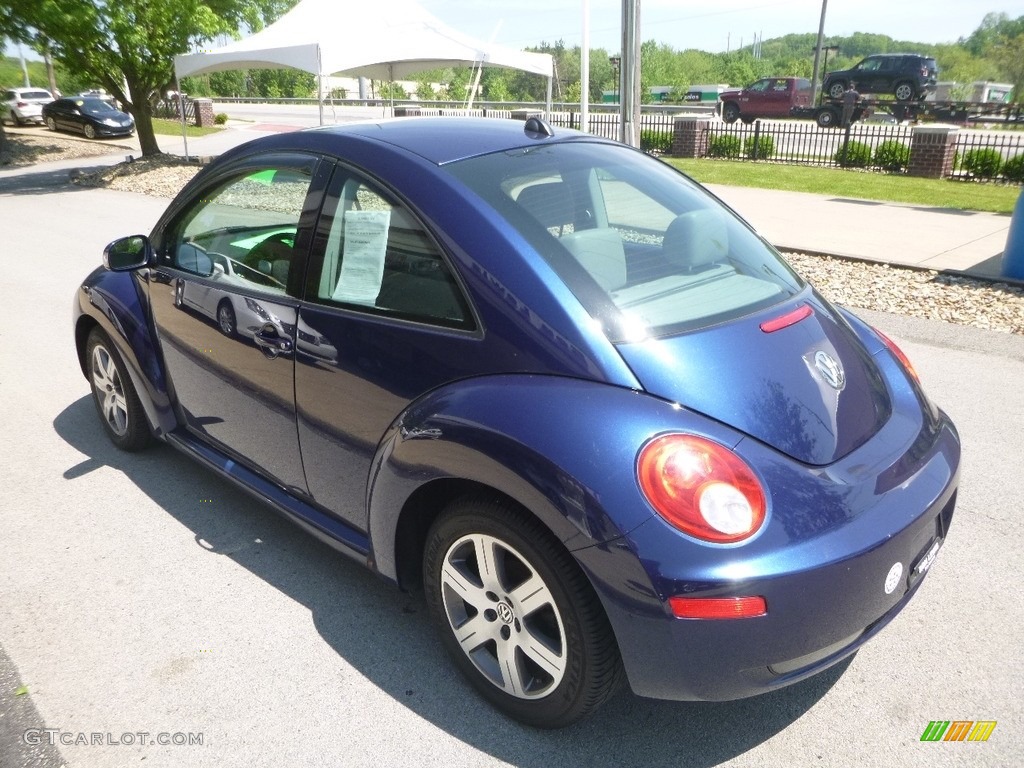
xmin=174 ymin=0 xmax=553 ymax=123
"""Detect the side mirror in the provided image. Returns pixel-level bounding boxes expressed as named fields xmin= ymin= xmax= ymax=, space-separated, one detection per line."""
xmin=103 ymin=235 xmax=153 ymax=271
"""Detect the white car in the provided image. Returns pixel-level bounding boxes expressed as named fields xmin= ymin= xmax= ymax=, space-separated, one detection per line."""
xmin=2 ymin=87 xmax=55 ymax=126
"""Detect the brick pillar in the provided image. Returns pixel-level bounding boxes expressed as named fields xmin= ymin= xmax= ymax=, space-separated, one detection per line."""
xmin=907 ymin=124 xmax=958 ymax=179
xmin=194 ymin=98 xmax=216 ymax=128
xmin=671 ymin=115 xmax=712 ymax=158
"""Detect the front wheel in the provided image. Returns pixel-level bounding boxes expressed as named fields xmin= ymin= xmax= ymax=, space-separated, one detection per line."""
xmin=217 ymin=300 xmax=237 ymax=337
xmin=46 ymin=116 xmax=57 ymax=131
xmin=86 ymin=328 xmax=152 ymax=451
xmin=423 ymin=495 xmax=623 ymax=728
xmin=83 ymin=123 xmax=97 ymax=139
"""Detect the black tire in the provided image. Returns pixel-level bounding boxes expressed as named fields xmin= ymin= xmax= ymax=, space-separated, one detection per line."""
xmin=722 ymin=102 xmax=740 ymax=124
xmin=827 ymin=81 xmax=846 ymax=99
xmin=423 ymin=494 xmax=623 ymax=728
xmin=86 ymin=328 xmax=152 ymax=452
xmin=216 ymin=299 xmax=236 ymax=337
xmin=894 ymin=81 xmax=916 ymax=102
xmin=45 ymin=116 xmax=56 ymax=131
xmin=83 ymin=123 xmax=97 ymax=139
xmin=816 ymin=108 xmax=839 ymax=128
xmin=740 ymin=116 xmax=755 ymax=125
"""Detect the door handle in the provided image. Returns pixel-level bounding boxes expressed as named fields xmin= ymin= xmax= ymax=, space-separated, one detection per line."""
xmin=253 ymin=325 xmax=293 ymax=358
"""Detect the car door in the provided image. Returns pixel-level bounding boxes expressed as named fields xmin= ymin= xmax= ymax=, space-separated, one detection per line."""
xmin=293 ymin=165 xmax=479 ymax=528
xmin=149 ymin=153 xmax=330 ymax=492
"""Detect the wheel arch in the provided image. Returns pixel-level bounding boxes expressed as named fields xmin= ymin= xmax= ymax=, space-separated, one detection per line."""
xmin=74 ymin=270 xmax=177 ymax=437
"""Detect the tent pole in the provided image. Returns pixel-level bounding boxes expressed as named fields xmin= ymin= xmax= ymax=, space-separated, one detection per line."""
xmin=545 ymin=75 xmax=552 ymax=119
xmin=318 ymin=45 xmax=324 ymax=126
xmin=175 ymin=75 xmax=189 ymax=162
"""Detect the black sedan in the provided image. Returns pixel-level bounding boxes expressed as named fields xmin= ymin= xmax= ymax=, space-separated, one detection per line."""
xmin=42 ymin=97 xmax=134 ymax=139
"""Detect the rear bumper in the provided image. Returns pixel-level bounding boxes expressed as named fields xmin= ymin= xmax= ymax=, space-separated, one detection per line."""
xmin=577 ymin=414 xmax=960 ymax=702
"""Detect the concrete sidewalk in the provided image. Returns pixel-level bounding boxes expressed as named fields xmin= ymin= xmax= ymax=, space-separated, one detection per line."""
xmin=2 ymin=121 xmax=1017 ymax=281
xmin=706 ymin=184 xmax=1012 ymax=280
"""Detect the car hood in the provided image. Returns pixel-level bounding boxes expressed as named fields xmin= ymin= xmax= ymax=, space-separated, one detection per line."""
xmin=616 ymin=298 xmax=891 ymax=466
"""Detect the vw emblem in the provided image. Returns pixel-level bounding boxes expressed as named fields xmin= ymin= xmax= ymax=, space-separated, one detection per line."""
xmin=496 ymin=603 xmax=515 ymax=625
xmin=814 ymin=350 xmax=846 ymax=390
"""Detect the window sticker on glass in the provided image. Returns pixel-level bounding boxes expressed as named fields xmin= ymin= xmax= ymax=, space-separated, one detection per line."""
xmin=332 ymin=210 xmax=391 ymax=305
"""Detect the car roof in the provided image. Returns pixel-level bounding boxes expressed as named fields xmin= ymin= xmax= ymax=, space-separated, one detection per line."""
xmin=301 ymin=116 xmax=610 ymax=165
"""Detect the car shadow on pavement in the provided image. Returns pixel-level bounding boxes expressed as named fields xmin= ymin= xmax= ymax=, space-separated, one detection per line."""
xmin=54 ymin=395 xmax=849 ymax=767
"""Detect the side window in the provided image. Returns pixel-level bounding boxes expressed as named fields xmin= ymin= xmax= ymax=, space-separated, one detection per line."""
xmin=168 ymin=164 xmax=314 ymax=296
xmin=309 ymin=172 xmax=473 ymax=329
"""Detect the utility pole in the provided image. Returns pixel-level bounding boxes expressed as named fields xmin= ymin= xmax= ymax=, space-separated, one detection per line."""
xmin=810 ymin=0 xmax=828 ymax=105
xmin=619 ymin=0 xmax=641 ymax=147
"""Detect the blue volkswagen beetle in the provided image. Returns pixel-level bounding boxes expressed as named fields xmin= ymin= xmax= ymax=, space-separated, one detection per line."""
xmin=73 ymin=117 xmax=959 ymax=728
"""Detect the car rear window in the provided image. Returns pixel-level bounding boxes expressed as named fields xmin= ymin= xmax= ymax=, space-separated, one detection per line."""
xmin=446 ymin=141 xmax=803 ymax=341
xmin=22 ymin=91 xmax=52 ymax=100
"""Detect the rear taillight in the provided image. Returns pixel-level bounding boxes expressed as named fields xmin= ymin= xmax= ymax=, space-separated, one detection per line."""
xmin=16 ymin=100 xmax=27 ymax=108
xmin=669 ymin=595 xmax=767 ymax=619
xmin=874 ymin=328 xmax=920 ymax=384
xmin=637 ymin=434 xmax=766 ymax=543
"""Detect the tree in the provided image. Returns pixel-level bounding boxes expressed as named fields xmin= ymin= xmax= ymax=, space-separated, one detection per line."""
xmin=6 ymin=0 xmax=292 ymax=156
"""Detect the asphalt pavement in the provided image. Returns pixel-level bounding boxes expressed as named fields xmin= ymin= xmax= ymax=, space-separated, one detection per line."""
xmin=1 ymin=116 xmax=1023 ymax=767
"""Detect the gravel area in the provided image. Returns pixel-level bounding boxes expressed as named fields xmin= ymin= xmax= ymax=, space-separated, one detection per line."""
xmin=0 ymin=128 xmax=131 ymax=166
xmin=5 ymin=131 xmax=1022 ymax=336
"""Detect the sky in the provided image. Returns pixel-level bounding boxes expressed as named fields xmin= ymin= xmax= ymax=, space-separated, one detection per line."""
xmin=422 ymin=1 xmax=1024 ymax=53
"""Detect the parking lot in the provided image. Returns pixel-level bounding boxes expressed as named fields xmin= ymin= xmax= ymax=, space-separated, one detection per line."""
xmin=0 ymin=139 xmax=1022 ymax=766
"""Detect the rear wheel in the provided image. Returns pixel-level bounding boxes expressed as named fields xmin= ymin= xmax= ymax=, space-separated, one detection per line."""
xmin=83 ymin=123 xmax=97 ymax=139
xmin=827 ymin=81 xmax=846 ymax=99
xmin=86 ymin=328 xmax=152 ymax=451
xmin=423 ymin=494 xmax=623 ymax=728
xmin=45 ymin=116 xmax=56 ymax=131
xmin=722 ymin=103 xmax=740 ymax=123
xmin=894 ymin=81 xmax=916 ymax=101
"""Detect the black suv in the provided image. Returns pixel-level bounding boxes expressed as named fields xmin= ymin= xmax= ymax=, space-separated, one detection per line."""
xmin=823 ymin=54 xmax=938 ymax=101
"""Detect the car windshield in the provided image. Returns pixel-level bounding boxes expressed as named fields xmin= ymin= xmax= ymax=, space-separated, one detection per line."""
xmin=80 ymin=99 xmax=118 ymax=115
xmin=446 ymin=142 xmax=803 ymax=341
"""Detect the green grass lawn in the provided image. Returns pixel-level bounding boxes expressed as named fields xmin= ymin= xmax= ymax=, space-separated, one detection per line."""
xmin=665 ymin=158 xmax=1021 ymax=215
xmin=151 ymin=118 xmax=222 ymax=137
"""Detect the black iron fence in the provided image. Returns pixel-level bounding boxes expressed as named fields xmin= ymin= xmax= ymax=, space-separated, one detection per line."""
xmin=153 ymin=97 xmax=197 ymax=123
xmin=703 ymin=120 xmax=918 ymax=170
xmin=953 ymin=129 xmax=1024 ymax=180
xmin=546 ymin=110 xmax=679 ymax=142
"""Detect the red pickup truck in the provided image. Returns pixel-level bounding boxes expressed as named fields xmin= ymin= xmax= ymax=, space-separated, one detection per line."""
xmin=719 ymin=77 xmax=813 ymax=123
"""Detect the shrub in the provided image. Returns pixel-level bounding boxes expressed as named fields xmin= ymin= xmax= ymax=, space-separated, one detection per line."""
xmin=962 ymin=148 xmax=1003 ymax=178
xmin=873 ymin=139 xmax=910 ymax=172
xmin=213 ymin=112 xmax=228 ymax=125
xmin=1003 ymin=154 xmax=1024 ymax=183
xmin=707 ymin=134 xmax=741 ymax=158
xmin=834 ymin=140 xmax=872 ymax=168
xmin=744 ymin=135 xmax=775 ymax=159
xmin=640 ymin=130 xmax=672 ymax=154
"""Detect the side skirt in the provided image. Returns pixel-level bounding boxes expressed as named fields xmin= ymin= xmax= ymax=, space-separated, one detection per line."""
xmin=164 ymin=430 xmax=373 ymax=569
